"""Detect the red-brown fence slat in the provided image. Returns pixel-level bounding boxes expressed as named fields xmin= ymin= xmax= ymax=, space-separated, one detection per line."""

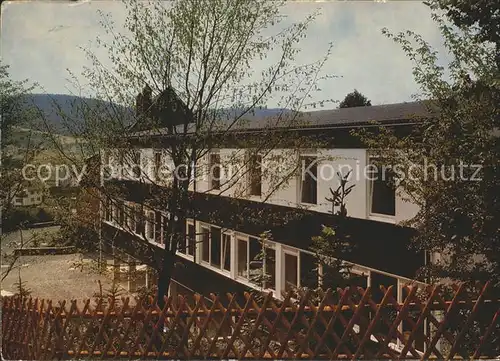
xmin=447 ymin=281 xmax=489 ymax=360
xmin=3 ymin=284 xmax=500 ymax=360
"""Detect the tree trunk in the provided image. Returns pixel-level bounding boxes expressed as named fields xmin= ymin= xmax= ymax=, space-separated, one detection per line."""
xmin=157 ymin=250 xmax=175 ymax=308
xmin=155 ymin=150 xmax=190 ymax=308
xmin=156 ymin=185 xmax=189 ymax=308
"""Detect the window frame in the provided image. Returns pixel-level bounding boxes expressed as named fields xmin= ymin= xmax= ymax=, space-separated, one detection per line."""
xmin=209 ymin=151 xmax=221 ymax=190
xmin=153 ymin=150 xmax=162 ymax=181
xmin=196 ymin=224 xmax=230 ymax=275
xmin=235 ymin=235 xmax=263 ymax=282
xmin=126 ymin=202 xmax=135 ymax=232
xmin=200 ymin=225 xmax=211 ymax=263
xmin=221 ymin=232 xmax=232 ymax=272
xmin=117 ymin=200 xmax=125 ymax=226
xmin=132 ymin=150 xmax=141 ymax=178
xmin=298 ymin=155 xmax=318 ymax=205
xmin=236 ymin=236 xmax=249 ymax=280
xmin=262 ymin=242 xmax=276 ymax=290
xmin=183 ymin=220 xmax=196 ymax=259
xmin=117 ymin=150 xmax=125 ymax=178
xmin=134 ymin=204 xmax=144 ymax=234
xmin=367 ymin=157 xmax=396 ymax=218
xmin=248 ymin=152 xmax=262 ymax=197
xmin=283 ymin=247 xmax=300 ymax=293
xmin=160 ymin=212 xmax=169 ymax=247
xmin=145 ymin=209 xmax=155 ymax=241
xmin=154 ymin=211 xmax=164 ymax=245
xmin=112 ymin=200 xmax=118 ymax=224
xmin=209 ymin=226 xmax=222 ymax=269
xmin=104 ymin=198 xmax=111 ymax=222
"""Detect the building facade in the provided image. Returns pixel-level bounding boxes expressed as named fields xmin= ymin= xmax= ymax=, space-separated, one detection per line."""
xmin=100 ymin=101 xmax=431 ymax=300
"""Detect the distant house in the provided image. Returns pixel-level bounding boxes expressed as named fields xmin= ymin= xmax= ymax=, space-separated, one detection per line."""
xmin=11 ymin=188 xmax=44 ymax=207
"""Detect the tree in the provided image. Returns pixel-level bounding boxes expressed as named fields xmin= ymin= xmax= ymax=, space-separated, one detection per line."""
xmin=46 ymin=0 xmax=337 ymax=304
xmin=0 ymin=64 xmax=48 ymax=281
xmin=358 ymin=9 xmax=499 ymax=285
xmin=338 ymin=89 xmax=372 ymax=108
xmin=1 ymin=64 xmax=34 ymax=219
xmin=424 ymin=0 xmax=500 ymax=69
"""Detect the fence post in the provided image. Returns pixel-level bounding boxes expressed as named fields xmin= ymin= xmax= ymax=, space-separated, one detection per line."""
xmin=397 ymin=279 xmax=403 ymax=350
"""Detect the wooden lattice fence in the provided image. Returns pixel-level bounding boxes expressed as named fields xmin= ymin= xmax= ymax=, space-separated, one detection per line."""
xmin=2 ymin=283 xmax=499 ymax=360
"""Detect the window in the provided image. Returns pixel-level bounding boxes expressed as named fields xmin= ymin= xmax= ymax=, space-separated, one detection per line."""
xmin=369 ymin=164 xmax=396 ymax=216
xmin=248 ymin=154 xmax=262 ymax=196
xmin=300 ymin=252 xmax=318 ymax=289
xmin=103 ymin=150 xmax=112 ymax=178
xmin=178 ymin=224 xmax=186 ymax=253
xmin=135 ymin=204 xmax=144 ymax=234
xmin=110 ymin=202 xmax=116 ymax=223
xmin=155 ymin=211 xmax=163 ymax=244
xmin=249 ymin=237 xmax=261 ymax=270
xmin=117 ymin=200 xmax=124 ymax=225
xmin=209 ymin=153 xmax=221 ymax=190
xmin=201 ymin=226 xmax=210 ymax=263
xmin=300 ymin=156 xmax=317 ymax=204
xmin=113 ymin=201 xmax=120 ymax=224
xmin=146 ymin=211 xmax=155 ymax=240
xmin=176 ymin=216 xmax=187 ymax=254
xmin=210 ymin=227 xmax=221 ymax=268
xmin=126 ymin=203 xmax=135 ymax=231
xmin=196 ymin=225 xmax=226 ymax=269
xmin=161 ymin=214 xmax=169 ymax=246
xmin=222 ymin=234 xmax=231 ymax=272
xmin=187 ymin=222 xmax=195 ymax=256
xmin=133 ymin=151 xmax=141 ymax=178
xmin=154 ymin=151 xmax=162 ymax=180
xmin=264 ymin=246 xmax=276 ymax=289
xmin=237 ymin=238 xmax=248 ymax=278
xmin=237 ymin=237 xmax=261 ymax=280
xmin=284 ymin=253 xmax=299 ymax=292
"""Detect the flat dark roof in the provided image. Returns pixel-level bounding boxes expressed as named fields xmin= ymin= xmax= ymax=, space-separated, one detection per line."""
xmin=129 ymin=100 xmax=434 ymax=138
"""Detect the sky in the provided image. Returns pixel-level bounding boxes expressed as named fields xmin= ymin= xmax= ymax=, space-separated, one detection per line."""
xmin=1 ymin=0 xmax=451 ymax=108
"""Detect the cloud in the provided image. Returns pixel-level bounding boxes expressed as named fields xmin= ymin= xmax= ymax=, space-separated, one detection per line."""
xmin=48 ymin=25 xmax=71 ymax=33
xmin=68 ymin=0 xmax=91 ymax=7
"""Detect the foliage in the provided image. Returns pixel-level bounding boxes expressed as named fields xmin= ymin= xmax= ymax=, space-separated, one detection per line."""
xmin=0 ymin=64 xmax=60 ymax=283
xmin=2 ymin=206 xmax=54 ymax=233
xmin=13 ymin=270 xmax=32 ymax=298
xmin=338 ymin=89 xmax=372 ymax=108
xmin=310 ymin=171 xmax=356 ymax=289
xmin=325 ymin=170 xmax=354 ymax=217
xmin=356 ymin=8 xmax=499 ymax=284
xmin=93 ymin=279 xmax=126 ymax=311
xmin=248 ymin=231 xmax=276 ymax=299
xmin=0 ymin=64 xmax=39 ymax=221
xmin=424 ymin=0 xmax=500 ymax=68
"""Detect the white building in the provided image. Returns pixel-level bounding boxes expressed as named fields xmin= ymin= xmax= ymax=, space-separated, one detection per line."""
xmin=100 ymin=100 xmax=430 ymax=300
